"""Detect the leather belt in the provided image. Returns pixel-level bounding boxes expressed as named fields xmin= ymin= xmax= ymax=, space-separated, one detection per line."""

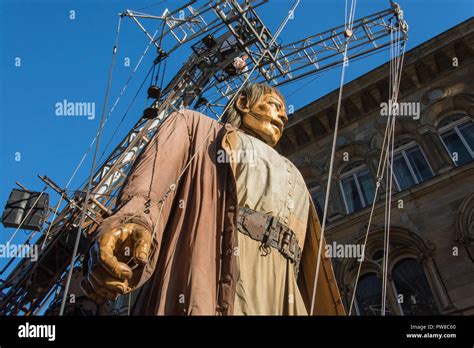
xmin=236 ymin=206 xmax=302 ymax=277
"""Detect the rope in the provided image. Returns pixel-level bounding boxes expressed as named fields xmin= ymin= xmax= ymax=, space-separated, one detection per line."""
xmin=347 ymin=115 xmax=395 ymax=314
xmin=59 ymin=15 xmax=122 ymax=316
xmin=347 ymin=16 xmax=406 ymax=315
xmin=136 ymin=1 xmax=167 ymax=12
xmin=381 ymin=23 xmax=405 ymax=316
xmin=381 ymin=21 xmax=395 ymax=316
xmin=309 ymin=0 xmax=357 ymax=315
xmin=77 ymin=26 xmax=161 ymax=186
xmin=345 ymin=0 xmax=348 ymax=30
xmin=348 ymin=0 xmax=357 ymax=31
xmin=93 ymin=21 xmax=167 ymax=182
xmin=96 ymin=63 xmax=156 ymax=166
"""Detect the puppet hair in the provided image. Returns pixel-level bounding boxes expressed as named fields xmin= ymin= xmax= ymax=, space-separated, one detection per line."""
xmin=222 ymin=83 xmax=285 ymax=127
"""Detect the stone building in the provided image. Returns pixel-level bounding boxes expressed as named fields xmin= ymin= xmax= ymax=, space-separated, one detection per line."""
xmin=276 ymin=18 xmax=474 ymax=315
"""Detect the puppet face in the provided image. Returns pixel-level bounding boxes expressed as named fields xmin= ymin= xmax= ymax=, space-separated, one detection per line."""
xmin=236 ymin=92 xmax=288 ymax=147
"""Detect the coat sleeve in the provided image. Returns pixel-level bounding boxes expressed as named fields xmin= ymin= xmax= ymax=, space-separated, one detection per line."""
xmin=95 ymin=110 xmax=193 ymax=287
xmin=299 ymin=200 xmax=346 ymax=315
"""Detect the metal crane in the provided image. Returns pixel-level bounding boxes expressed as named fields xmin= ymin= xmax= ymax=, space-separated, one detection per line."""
xmin=0 ymin=0 xmax=408 ymax=316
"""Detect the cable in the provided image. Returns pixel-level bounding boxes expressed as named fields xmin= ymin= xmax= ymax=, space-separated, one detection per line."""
xmin=76 ymin=26 xmax=161 ymax=188
xmin=381 ymin=24 xmax=405 ymax=316
xmin=309 ymin=0 xmax=356 ymax=315
xmin=136 ymin=1 xmax=167 ymax=12
xmin=347 ymin=18 xmax=406 ymax=314
xmin=347 ymin=104 xmax=396 ymax=313
xmin=59 ymin=16 xmax=122 ymax=316
xmin=96 ymin=63 xmax=156 ymax=165
xmin=90 ymin=21 xmax=168 ymax=184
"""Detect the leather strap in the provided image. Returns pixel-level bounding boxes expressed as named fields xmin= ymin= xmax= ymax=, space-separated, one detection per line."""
xmin=236 ymin=206 xmax=302 ymax=277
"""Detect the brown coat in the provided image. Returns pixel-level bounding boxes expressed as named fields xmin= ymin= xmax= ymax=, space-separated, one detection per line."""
xmin=96 ymin=109 xmax=345 ymax=315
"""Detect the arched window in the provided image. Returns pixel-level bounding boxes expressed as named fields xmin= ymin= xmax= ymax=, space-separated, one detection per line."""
xmin=392 ymin=139 xmax=434 ymax=191
xmin=392 ymin=259 xmax=440 ymax=315
xmin=438 ymin=115 xmax=474 ymax=166
xmin=354 ymin=273 xmax=384 ymax=315
xmin=346 ymin=230 xmax=446 ymax=316
xmin=339 ymin=162 xmax=375 ymax=214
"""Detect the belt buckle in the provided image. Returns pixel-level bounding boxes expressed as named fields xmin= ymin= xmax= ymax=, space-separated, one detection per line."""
xmin=241 ymin=207 xmax=269 ymax=241
xmin=280 ymin=227 xmax=294 ymax=259
xmin=264 ymin=216 xmax=279 ymax=248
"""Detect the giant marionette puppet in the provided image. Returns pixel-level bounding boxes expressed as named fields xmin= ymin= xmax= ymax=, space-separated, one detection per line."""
xmin=81 ymin=83 xmax=346 ymax=315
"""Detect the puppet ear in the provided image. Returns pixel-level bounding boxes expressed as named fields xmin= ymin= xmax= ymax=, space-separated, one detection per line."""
xmin=235 ymin=94 xmax=250 ymax=114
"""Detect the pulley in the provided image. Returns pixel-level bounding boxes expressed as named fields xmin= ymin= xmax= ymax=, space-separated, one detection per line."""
xmin=143 ymin=107 xmax=158 ymax=119
xmin=147 ymin=86 xmax=161 ymax=100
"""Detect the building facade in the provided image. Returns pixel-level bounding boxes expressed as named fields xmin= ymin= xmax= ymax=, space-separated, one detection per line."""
xmin=277 ymin=18 xmax=474 ymax=315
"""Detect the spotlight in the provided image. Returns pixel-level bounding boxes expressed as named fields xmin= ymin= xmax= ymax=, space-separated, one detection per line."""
xmin=143 ymin=107 xmax=159 ymax=119
xmin=202 ymin=35 xmax=217 ymax=49
xmin=147 ymin=86 xmax=162 ymax=100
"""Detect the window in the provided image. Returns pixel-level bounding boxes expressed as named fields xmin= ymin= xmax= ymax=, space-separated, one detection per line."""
xmin=439 ymin=116 xmax=474 ymax=166
xmin=340 ymin=163 xmax=375 ymax=214
xmin=392 ymin=140 xmax=434 ymax=191
xmin=354 ymin=258 xmax=439 ymax=316
xmin=354 ymin=273 xmax=393 ymax=315
xmin=349 ymin=232 xmax=444 ymax=316
xmin=309 ymin=185 xmax=325 ymax=219
xmin=392 ymin=259 xmax=440 ymax=315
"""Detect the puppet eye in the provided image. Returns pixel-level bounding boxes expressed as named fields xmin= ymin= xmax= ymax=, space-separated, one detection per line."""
xmin=269 ymin=101 xmax=281 ymax=111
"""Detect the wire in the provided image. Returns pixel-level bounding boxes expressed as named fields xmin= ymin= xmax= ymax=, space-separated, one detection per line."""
xmin=381 ymin=25 xmax=405 ymax=316
xmin=347 ymin=17 xmax=406 ymax=315
xmin=96 ymin=63 xmax=156 ymax=166
xmin=347 ymin=111 xmax=395 ymax=314
xmin=283 ymin=37 xmax=392 ymax=101
xmin=136 ymin=1 xmax=167 ymax=12
xmin=309 ymin=0 xmax=356 ymax=315
xmin=77 ymin=27 xmax=161 ymax=189
xmin=88 ymin=21 xmax=169 ymax=187
xmin=345 ymin=0 xmax=348 ymax=30
xmin=59 ymin=15 xmax=123 ymax=316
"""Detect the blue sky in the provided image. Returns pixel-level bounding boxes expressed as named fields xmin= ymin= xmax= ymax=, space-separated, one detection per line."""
xmin=0 ymin=0 xmax=472 ymax=275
